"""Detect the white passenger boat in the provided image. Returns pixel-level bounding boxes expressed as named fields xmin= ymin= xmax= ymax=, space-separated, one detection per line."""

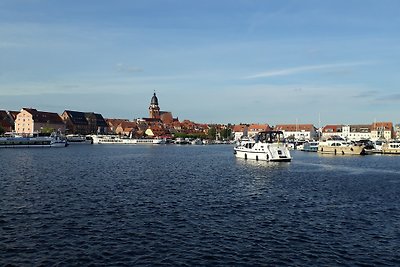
xmin=381 ymin=140 xmax=400 ymax=154
xmin=302 ymin=141 xmax=319 ymax=152
xmin=91 ymin=135 xmax=165 ymax=145
xmin=318 ymin=137 xmax=365 ymax=155
xmin=66 ymin=134 xmax=92 ymax=144
xmin=0 ymin=135 xmax=68 ymax=148
xmin=234 ymin=131 xmax=292 ymax=162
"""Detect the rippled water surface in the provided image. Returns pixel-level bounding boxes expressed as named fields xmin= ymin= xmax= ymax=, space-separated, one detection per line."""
xmin=1 ymin=145 xmax=400 ymax=266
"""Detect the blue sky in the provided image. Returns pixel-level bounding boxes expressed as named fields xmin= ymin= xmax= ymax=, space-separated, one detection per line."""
xmin=0 ymin=0 xmax=399 ymax=125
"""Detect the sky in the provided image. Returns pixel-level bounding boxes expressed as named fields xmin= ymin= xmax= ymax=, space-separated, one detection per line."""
xmin=0 ymin=0 xmax=399 ymax=125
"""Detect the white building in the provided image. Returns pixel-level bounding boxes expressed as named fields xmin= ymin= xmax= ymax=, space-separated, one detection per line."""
xmin=274 ymin=124 xmax=318 ymax=141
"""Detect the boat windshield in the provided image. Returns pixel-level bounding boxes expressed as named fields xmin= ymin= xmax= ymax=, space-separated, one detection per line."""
xmin=257 ymin=131 xmax=285 ymax=143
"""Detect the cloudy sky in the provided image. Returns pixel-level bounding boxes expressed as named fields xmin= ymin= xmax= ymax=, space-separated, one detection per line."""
xmin=1 ymin=0 xmax=399 ymax=125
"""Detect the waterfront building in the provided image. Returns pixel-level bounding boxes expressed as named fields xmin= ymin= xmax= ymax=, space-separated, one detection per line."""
xmin=274 ymin=124 xmax=318 ymax=141
xmin=106 ymin=118 xmax=129 ymax=134
xmin=371 ymin=122 xmax=394 ymax=141
xmin=61 ymin=110 xmax=107 ymax=134
xmin=85 ymin=113 xmax=107 ymax=134
xmin=61 ymin=110 xmax=90 ymax=134
xmin=0 ymin=110 xmax=14 ymax=132
xmin=232 ymin=124 xmax=248 ymax=141
xmin=115 ymin=121 xmax=138 ymax=136
xmin=248 ymin=124 xmax=272 ymax=138
xmin=395 ymin=124 xmax=400 ymax=139
xmin=15 ymin=108 xmax=65 ymax=135
xmin=321 ymin=125 xmax=343 ymax=139
xmin=341 ymin=125 xmax=371 ymax=141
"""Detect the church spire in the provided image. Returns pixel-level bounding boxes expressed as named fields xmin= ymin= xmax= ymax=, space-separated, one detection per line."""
xmin=149 ymin=91 xmax=160 ymax=118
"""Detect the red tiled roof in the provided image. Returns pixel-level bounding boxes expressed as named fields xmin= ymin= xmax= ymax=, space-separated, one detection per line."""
xmin=275 ymin=124 xmax=315 ymax=131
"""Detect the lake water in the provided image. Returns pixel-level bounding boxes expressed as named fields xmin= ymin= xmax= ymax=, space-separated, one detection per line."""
xmin=1 ymin=145 xmax=400 ymax=266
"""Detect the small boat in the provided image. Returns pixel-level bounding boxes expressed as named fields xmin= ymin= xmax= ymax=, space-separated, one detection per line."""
xmin=191 ymin=139 xmax=203 ymax=145
xmin=318 ymin=136 xmax=365 ymax=155
xmin=381 ymin=140 xmax=400 ymax=154
xmin=302 ymin=141 xmax=319 ymax=152
xmin=66 ymin=134 xmax=92 ymax=144
xmin=234 ymin=131 xmax=292 ymax=162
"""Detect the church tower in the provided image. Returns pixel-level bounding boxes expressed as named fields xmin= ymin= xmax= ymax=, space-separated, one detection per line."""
xmin=149 ymin=92 xmax=160 ymax=119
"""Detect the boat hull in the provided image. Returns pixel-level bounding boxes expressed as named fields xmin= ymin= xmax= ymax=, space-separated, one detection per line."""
xmin=234 ymin=145 xmax=291 ymax=162
xmin=318 ymin=145 xmax=365 ymax=155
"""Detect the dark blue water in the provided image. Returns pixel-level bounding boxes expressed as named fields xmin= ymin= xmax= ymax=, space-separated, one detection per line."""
xmin=1 ymin=145 xmax=400 ymax=266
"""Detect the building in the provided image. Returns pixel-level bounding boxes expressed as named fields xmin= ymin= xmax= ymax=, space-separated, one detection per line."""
xmin=148 ymin=92 xmax=178 ymax=124
xmin=115 ymin=121 xmax=138 ymax=136
xmin=61 ymin=110 xmax=90 ymax=134
xmin=0 ymin=110 xmax=14 ymax=132
xmin=85 ymin=113 xmax=108 ymax=134
xmin=274 ymin=124 xmax=318 ymax=140
xmin=15 ymin=108 xmax=65 ymax=135
xmin=342 ymin=124 xmax=371 ymax=141
xmin=232 ymin=125 xmax=248 ymax=141
xmin=371 ymin=122 xmax=394 ymax=140
xmin=61 ymin=110 xmax=107 ymax=134
xmin=248 ymin=124 xmax=272 ymax=138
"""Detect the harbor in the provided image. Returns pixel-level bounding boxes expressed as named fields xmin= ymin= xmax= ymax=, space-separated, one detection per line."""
xmin=1 ymin=144 xmax=399 ymax=266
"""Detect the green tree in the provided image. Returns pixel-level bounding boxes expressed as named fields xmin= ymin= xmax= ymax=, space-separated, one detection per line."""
xmin=208 ymin=127 xmax=216 ymax=140
xmin=220 ymin=128 xmax=232 ymax=140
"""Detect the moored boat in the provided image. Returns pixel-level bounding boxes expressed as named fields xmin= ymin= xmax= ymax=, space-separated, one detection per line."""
xmin=0 ymin=135 xmax=68 ymax=148
xmin=381 ymin=140 xmax=400 ymax=154
xmin=318 ymin=136 xmax=365 ymax=155
xmin=91 ymin=135 xmax=165 ymax=145
xmin=234 ymin=131 xmax=292 ymax=162
xmin=302 ymin=141 xmax=319 ymax=152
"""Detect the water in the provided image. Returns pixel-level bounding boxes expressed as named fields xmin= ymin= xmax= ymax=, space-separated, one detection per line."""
xmin=1 ymin=145 xmax=400 ymax=266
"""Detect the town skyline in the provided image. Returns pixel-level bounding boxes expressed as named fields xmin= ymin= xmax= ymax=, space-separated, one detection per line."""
xmin=1 ymin=1 xmax=399 ymax=125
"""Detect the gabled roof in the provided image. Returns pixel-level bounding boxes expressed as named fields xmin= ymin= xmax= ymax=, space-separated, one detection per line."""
xmin=232 ymin=125 xmax=247 ymax=132
xmin=64 ymin=110 xmax=88 ymax=125
xmin=372 ymin=122 xmax=393 ymax=131
xmin=322 ymin=125 xmax=342 ymax=133
xmin=248 ymin=124 xmax=272 ymax=132
xmin=23 ymin=108 xmax=64 ymax=125
xmin=274 ymin=124 xmax=315 ymax=132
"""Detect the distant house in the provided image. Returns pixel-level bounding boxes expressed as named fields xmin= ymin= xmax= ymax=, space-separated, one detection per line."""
xmin=275 ymin=124 xmax=318 ymax=140
xmin=85 ymin=113 xmax=107 ymax=134
xmin=61 ymin=110 xmax=90 ymax=134
xmin=61 ymin=110 xmax=108 ymax=134
xmin=15 ymin=108 xmax=65 ymax=135
xmin=342 ymin=124 xmax=371 ymax=141
xmin=232 ymin=124 xmax=248 ymax=141
xmin=321 ymin=125 xmax=343 ymax=139
xmin=248 ymin=124 xmax=272 ymax=138
xmin=371 ymin=122 xmax=394 ymax=140
xmin=0 ymin=110 xmax=14 ymax=132
xmin=106 ymin=118 xmax=129 ymax=134
xmin=115 ymin=121 xmax=138 ymax=136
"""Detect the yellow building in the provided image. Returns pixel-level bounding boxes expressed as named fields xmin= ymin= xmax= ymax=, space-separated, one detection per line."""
xmin=15 ymin=108 xmax=65 ymax=135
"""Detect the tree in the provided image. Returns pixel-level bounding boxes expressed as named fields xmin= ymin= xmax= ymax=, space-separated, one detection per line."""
xmin=208 ymin=127 xmax=216 ymax=140
xmin=220 ymin=128 xmax=232 ymax=140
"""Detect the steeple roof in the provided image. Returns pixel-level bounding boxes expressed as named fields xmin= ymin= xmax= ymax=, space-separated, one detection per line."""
xmin=151 ymin=92 xmax=159 ymax=105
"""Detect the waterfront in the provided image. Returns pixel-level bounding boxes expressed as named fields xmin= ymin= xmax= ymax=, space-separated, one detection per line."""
xmin=1 ymin=145 xmax=400 ymax=266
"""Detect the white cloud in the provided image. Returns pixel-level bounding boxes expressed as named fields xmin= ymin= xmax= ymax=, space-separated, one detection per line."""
xmin=244 ymin=61 xmax=374 ymax=79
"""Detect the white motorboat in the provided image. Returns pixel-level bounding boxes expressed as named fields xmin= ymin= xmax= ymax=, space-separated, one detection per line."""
xmin=318 ymin=136 xmax=365 ymax=155
xmin=302 ymin=141 xmax=319 ymax=152
xmin=66 ymin=134 xmax=92 ymax=144
xmin=234 ymin=131 xmax=292 ymax=162
xmin=381 ymin=140 xmax=400 ymax=154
